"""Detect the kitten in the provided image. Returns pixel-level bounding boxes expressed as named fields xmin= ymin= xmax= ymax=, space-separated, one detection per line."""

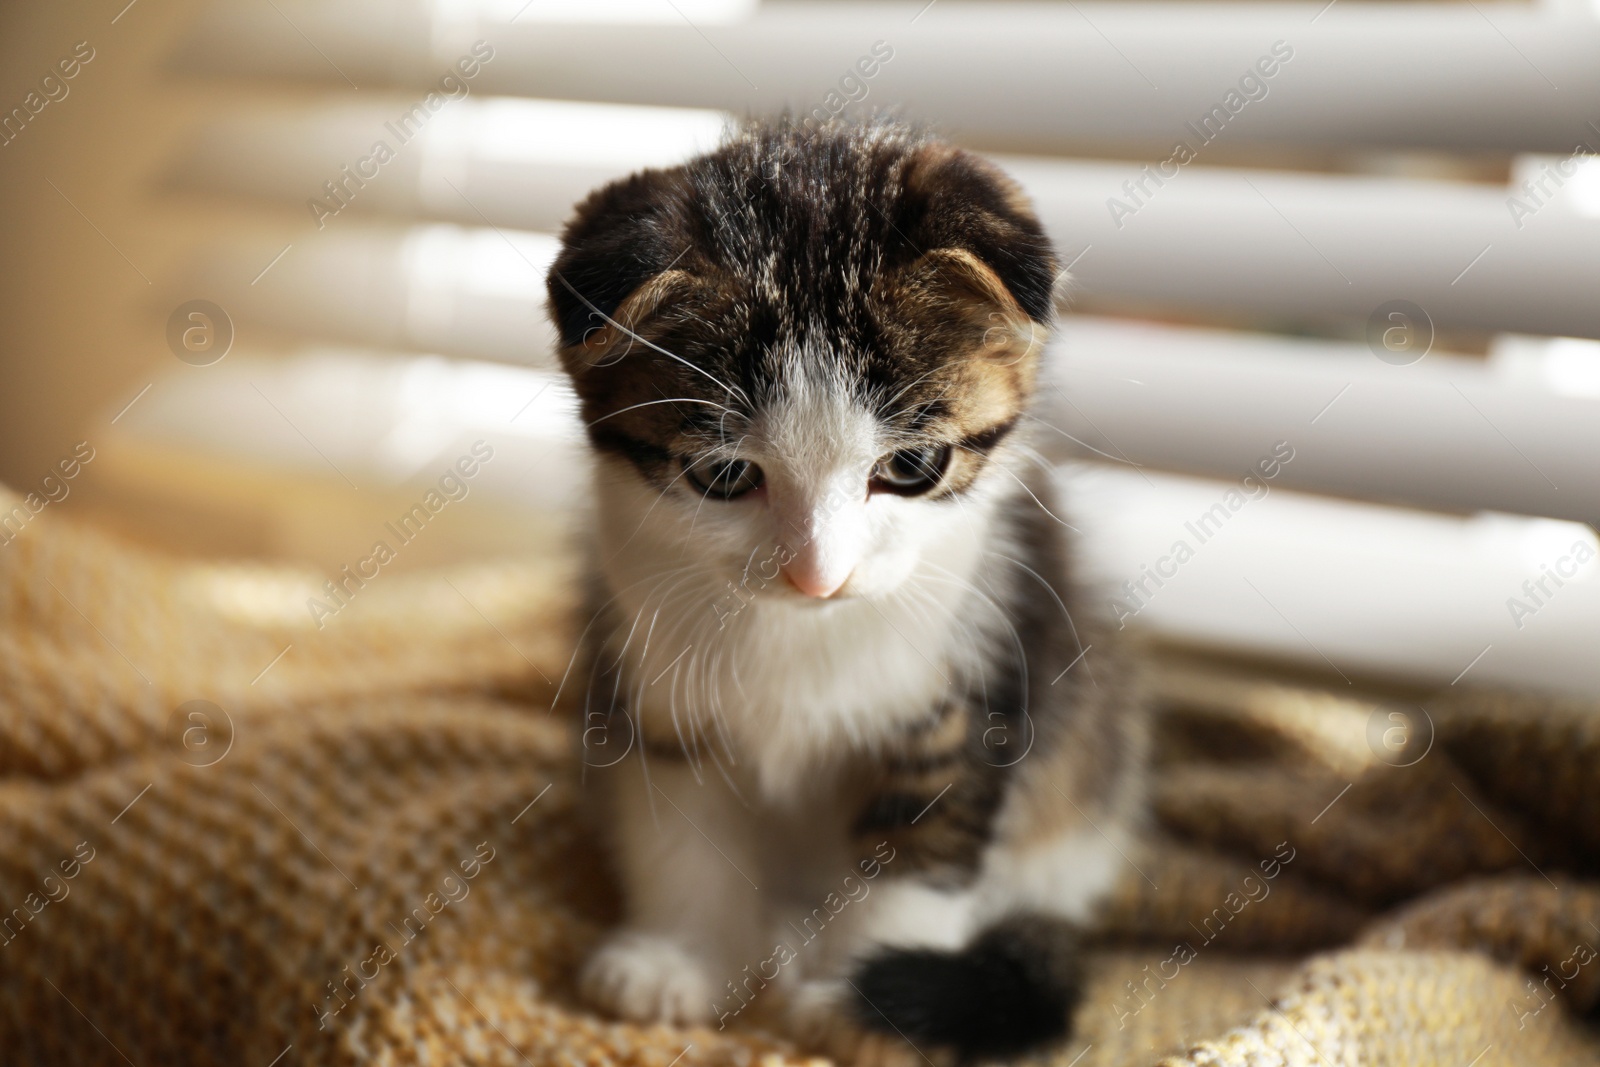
xmin=546 ymin=119 xmax=1146 ymax=1066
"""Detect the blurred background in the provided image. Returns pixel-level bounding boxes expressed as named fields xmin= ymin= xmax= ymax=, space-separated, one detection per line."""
xmin=3 ymin=0 xmax=1599 ymax=696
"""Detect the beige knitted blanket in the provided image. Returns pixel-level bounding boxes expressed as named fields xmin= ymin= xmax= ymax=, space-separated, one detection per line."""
xmin=1 ymin=486 xmax=1596 ymax=1066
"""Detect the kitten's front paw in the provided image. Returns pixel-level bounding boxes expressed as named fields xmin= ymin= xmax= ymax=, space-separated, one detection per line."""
xmin=581 ymin=931 xmax=717 ymax=1026
xmin=789 ymin=979 xmax=951 ymax=1067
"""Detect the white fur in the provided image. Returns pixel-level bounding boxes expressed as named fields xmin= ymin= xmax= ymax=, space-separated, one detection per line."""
xmin=974 ymin=827 xmax=1129 ymax=927
xmin=582 ymin=931 xmax=717 ymax=1025
xmin=582 ymin=759 xmax=766 ymax=1024
xmin=830 ymin=880 xmax=976 ymax=960
xmin=593 ymin=357 xmax=1015 ymax=802
xmin=582 ymin=354 xmax=1097 ymax=1030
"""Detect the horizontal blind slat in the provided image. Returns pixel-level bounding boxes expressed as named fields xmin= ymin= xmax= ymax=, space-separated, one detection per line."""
xmin=169 ymin=1 xmax=1600 ymax=154
xmin=164 ymin=117 xmax=1600 ymax=339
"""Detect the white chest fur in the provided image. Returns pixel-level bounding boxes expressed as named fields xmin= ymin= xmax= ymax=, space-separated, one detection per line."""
xmin=588 ymin=447 xmax=1020 ymax=805
xmin=614 ymin=566 xmax=999 ymax=803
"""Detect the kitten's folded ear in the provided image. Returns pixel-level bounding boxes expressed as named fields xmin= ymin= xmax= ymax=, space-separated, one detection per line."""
xmin=888 ymin=247 xmax=1049 ymax=368
xmin=889 ymin=247 xmax=1049 ymax=369
xmin=899 ymin=144 xmax=1060 ymax=325
xmin=544 ymin=167 xmax=702 ymax=373
xmin=897 ymin=246 xmax=1028 ymax=318
xmin=550 ymin=267 xmax=700 ymax=372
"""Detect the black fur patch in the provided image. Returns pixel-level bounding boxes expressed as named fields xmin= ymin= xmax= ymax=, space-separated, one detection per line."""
xmin=850 ymin=916 xmax=1084 ymax=1061
xmin=959 ymin=416 xmax=1018 ymax=456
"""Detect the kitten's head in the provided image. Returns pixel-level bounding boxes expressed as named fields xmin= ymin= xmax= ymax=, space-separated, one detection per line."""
xmin=547 ymin=120 xmax=1058 ymax=608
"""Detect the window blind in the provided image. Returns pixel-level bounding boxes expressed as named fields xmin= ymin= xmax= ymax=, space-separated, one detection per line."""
xmin=112 ymin=0 xmax=1600 ymax=695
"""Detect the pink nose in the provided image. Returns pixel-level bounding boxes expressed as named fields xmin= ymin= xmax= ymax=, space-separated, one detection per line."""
xmin=782 ymin=566 xmax=846 ymax=599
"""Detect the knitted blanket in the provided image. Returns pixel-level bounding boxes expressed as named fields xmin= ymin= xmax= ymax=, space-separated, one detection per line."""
xmin=2 ymin=486 xmax=1596 ymax=1067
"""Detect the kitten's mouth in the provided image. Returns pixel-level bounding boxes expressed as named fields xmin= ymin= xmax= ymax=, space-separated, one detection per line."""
xmin=784 ymin=590 xmax=851 ymax=605
xmin=769 ymin=580 xmax=855 ymax=606
xmin=782 ymin=568 xmax=860 ymax=602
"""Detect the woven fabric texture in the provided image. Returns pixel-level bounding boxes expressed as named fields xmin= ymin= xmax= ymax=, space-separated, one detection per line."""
xmin=1 ymin=488 xmax=1595 ymax=1067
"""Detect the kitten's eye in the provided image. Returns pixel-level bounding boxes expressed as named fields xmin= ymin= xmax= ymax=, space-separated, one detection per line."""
xmin=684 ymin=455 xmax=764 ymax=499
xmin=872 ymin=443 xmax=952 ymax=496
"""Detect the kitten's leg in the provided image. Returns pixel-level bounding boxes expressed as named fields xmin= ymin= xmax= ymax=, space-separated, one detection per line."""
xmin=583 ymin=755 xmax=765 ymax=1026
xmin=819 ymin=823 xmax=1129 ymax=1064
xmin=787 ymin=875 xmax=976 ymax=1067
xmin=787 ymin=708 xmax=994 ymax=1067
xmin=793 ymin=835 xmax=1114 ymax=1067
xmin=789 ymin=698 xmax=1122 ymax=1065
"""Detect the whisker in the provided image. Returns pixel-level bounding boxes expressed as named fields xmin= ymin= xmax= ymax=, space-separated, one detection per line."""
xmin=551 ymin=269 xmax=753 ymax=406
xmin=957 ymin=442 xmax=1079 ymax=532
xmin=610 ymin=565 xmax=701 ymax=670
xmin=681 ymin=608 xmax=745 ymax=796
xmin=1022 ymin=412 xmax=1148 ymax=472
xmin=870 ymin=364 xmax=948 ymax=415
xmin=988 ymin=550 xmax=1096 ymax=686
xmin=632 ymin=572 xmax=702 ymax=677
xmin=704 ymin=620 xmax=746 ymax=771
xmin=916 ymin=561 xmax=1033 ymax=729
xmin=551 ymin=563 xmax=700 ymax=712
xmin=682 ymin=432 xmax=753 ymax=550
xmin=605 ymin=461 xmax=705 ymax=565
xmin=588 ymin=396 xmax=738 ymax=427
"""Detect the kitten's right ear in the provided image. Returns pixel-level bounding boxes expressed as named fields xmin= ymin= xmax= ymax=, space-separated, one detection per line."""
xmin=544 ymin=167 xmax=697 ymax=373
